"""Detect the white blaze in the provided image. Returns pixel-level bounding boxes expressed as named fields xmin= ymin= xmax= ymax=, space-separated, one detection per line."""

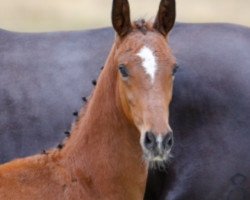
xmin=137 ymin=46 xmax=157 ymax=83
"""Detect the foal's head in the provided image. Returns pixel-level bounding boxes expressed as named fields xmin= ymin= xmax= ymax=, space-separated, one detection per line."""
xmin=112 ymin=0 xmax=177 ymax=162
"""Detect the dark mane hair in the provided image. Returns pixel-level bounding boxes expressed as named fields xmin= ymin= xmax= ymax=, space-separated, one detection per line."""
xmin=133 ymin=19 xmax=152 ymax=34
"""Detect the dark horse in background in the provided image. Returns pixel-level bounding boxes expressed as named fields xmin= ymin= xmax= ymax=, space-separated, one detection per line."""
xmin=0 ymin=22 xmax=250 ymax=199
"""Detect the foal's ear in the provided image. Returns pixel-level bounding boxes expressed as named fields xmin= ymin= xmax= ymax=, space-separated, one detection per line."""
xmin=112 ymin=0 xmax=132 ymax=37
xmin=153 ymin=0 xmax=176 ymax=37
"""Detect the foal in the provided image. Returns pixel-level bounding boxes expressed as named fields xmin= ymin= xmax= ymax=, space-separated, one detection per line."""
xmin=0 ymin=0 xmax=176 ymax=199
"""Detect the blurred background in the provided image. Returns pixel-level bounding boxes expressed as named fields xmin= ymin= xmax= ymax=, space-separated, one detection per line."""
xmin=0 ymin=0 xmax=249 ymax=32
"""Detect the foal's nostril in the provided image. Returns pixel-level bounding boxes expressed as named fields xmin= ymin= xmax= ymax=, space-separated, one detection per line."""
xmin=144 ymin=132 xmax=157 ymax=150
xmin=162 ymin=132 xmax=174 ymax=150
xmin=168 ymin=137 xmax=173 ymax=146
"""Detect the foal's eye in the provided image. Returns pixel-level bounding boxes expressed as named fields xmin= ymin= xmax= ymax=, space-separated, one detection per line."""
xmin=172 ymin=64 xmax=179 ymax=75
xmin=119 ymin=64 xmax=129 ymax=78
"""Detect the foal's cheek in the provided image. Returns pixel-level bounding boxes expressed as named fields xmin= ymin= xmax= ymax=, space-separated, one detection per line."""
xmin=127 ymin=93 xmax=136 ymax=108
xmin=164 ymin=79 xmax=174 ymax=104
xmin=130 ymin=102 xmax=145 ymax=129
xmin=131 ymin=111 xmax=144 ymax=132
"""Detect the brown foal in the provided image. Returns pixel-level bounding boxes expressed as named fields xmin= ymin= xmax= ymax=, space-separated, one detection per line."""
xmin=0 ymin=0 xmax=176 ymax=199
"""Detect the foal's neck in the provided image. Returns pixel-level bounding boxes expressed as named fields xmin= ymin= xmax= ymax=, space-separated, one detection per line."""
xmin=60 ymin=44 xmax=148 ymax=198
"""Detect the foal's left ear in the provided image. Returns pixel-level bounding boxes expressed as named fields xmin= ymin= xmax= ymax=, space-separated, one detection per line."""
xmin=153 ymin=0 xmax=176 ymax=37
xmin=112 ymin=0 xmax=132 ymax=37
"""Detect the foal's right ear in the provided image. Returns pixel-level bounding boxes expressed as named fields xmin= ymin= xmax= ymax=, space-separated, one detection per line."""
xmin=112 ymin=0 xmax=132 ymax=38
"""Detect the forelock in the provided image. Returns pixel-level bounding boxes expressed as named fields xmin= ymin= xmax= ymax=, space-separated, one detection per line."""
xmin=133 ymin=19 xmax=153 ymax=35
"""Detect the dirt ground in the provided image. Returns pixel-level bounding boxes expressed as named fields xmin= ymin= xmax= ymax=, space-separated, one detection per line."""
xmin=0 ymin=0 xmax=249 ymax=32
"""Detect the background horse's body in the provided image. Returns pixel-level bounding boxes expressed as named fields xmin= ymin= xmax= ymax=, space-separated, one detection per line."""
xmin=1 ymin=23 xmax=250 ymax=199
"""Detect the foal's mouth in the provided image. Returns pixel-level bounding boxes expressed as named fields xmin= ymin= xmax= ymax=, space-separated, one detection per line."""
xmin=143 ymin=149 xmax=172 ymax=163
xmin=143 ymin=149 xmax=173 ymax=170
